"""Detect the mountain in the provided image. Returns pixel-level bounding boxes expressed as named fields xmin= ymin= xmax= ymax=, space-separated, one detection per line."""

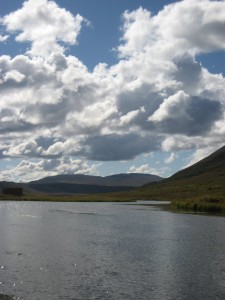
xmin=103 ymin=173 xmax=161 ymax=187
xmin=1 ymin=146 xmax=225 ymax=207
xmin=27 ymin=173 xmax=162 ymax=195
xmin=29 ymin=173 xmax=162 ymax=187
xmin=0 ymin=173 xmax=162 ymax=196
xmin=170 ymin=145 xmax=225 ymax=180
xmin=27 ymin=183 xmax=136 ymax=195
xmin=137 ymin=145 xmax=225 ymax=202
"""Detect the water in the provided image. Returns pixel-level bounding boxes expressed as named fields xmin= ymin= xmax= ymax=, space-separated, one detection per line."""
xmin=0 ymin=201 xmax=225 ymax=300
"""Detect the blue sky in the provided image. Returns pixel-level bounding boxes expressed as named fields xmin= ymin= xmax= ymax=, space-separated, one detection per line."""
xmin=0 ymin=0 xmax=225 ymax=182
xmin=0 ymin=0 xmax=180 ymax=69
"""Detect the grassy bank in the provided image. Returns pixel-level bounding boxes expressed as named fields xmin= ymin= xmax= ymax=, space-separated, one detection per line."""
xmin=0 ymin=193 xmax=137 ymax=202
xmin=1 ymin=191 xmax=225 ymax=215
xmin=171 ymin=196 xmax=225 ymax=214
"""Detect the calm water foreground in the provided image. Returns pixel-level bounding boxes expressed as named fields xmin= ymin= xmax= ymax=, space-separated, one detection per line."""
xmin=0 ymin=201 xmax=225 ymax=300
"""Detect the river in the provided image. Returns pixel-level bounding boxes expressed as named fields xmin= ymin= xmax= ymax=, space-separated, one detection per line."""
xmin=0 ymin=201 xmax=225 ymax=300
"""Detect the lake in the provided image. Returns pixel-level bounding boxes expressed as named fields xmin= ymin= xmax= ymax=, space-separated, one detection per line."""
xmin=0 ymin=201 xmax=225 ymax=300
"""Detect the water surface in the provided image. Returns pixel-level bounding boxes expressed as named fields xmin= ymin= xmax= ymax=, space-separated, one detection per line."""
xmin=0 ymin=201 xmax=225 ymax=299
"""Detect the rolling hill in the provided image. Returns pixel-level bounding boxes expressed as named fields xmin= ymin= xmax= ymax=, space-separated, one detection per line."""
xmin=27 ymin=173 xmax=162 ymax=195
xmin=25 ymin=145 xmax=225 ymax=203
xmin=0 ymin=173 xmax=162 ymax=196
xmin=29 ymin=173 xmax=162 ymax=187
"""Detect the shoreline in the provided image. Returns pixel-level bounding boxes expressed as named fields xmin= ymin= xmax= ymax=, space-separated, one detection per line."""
xmin=1 ymin=195 xmax=225 ymax=216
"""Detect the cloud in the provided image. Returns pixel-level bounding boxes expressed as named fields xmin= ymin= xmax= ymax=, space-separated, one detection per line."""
xmin=172 ymin=54 xmax=203 ymax=93
xmin=0 ymin=53 xmax=93 ymax=132
xmin=162 ymin=136 xmax=192 ymax=152
xmin=0 ymin=34 xmax=9 ymax=42
xmin=148 ymin=91 xmax=222 ymax=135
xmin=64 ymin=99 xmax=117 ymax=135
xmin=129 ymin=164 xmax=170 ymax=177
xmin=3 ymin=0 xmax=86 ymax=57
xmin=118 ymin=8 xmax=153 ymax=58
xmin=4 ymin=140 xmax=42 ymax=157
xmin=81 ymin=133 xmax=161 ymax=161
xmin=3 ymin=70 xmax=25 ymax=83
xmin=0 ymin=157 xmax=98 ymax=182
xmin=118 ymin=0 xmax=225 ymax=59
xmin=164 ymin=152 xmax=176 ymax=164
xmin=0 ymin=0 xmax=225 ymax=181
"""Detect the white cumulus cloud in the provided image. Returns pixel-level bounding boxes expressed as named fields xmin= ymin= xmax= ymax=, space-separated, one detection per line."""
xmin=0 ymin=0 xmax=225 ymax=181
xmin=3 ymin=0 xmax=86 ymax=57
xmin=0 ymin=157 xmax=98 ymax=182
xmin=129 ymin=164 xmax=170 ymax=177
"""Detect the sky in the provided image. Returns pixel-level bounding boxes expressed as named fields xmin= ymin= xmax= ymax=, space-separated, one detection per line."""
xmin=0 ymin=0 xmax=225 ymax=182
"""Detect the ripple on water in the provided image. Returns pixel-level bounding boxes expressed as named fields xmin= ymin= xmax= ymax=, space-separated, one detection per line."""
xmin=0 ymin=294 xmax=16 ymax=300
xmin=1 ymin=201 xmax=225 ymax=299
xmin=48 ymin=208 xmax=101 ymax=216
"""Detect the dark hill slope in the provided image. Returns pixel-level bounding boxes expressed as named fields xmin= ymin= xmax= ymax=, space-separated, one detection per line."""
xmin=136 ymin=145 xmax=225 ymax=202
xmin=171 ymin=145 xmax=225 ymax=180
xmin=27 ymin=173 xmax=162 ymax=195
xmin=28 ymin=183 xmax=135 ymax=195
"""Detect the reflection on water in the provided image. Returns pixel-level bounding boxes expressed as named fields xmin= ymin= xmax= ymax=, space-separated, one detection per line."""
xmin=0 ymin=201 xmax=225 ymax=299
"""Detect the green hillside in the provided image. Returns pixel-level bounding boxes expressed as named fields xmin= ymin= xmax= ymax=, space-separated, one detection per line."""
xmin=170 ymin=145 xmax=225 ymax=180
xmin=133 ymin=145 xmax=225 ymax=213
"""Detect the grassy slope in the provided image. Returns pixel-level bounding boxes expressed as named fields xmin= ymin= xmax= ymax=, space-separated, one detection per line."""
xmin=133 ymin=145 xmax=225 ymax=212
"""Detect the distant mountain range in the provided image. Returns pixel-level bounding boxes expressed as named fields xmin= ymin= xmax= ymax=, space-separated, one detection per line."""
xmin=1 ymin=145 xmax=225 ymax=200
xmin=30 ymin=173 xmax=161 ymax=186
xmin=0 ymin=173 xmax=162 ymax=195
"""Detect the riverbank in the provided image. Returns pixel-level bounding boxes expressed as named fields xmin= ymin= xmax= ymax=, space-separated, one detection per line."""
xmin=0 ymin=193 xmax=137 ymax=202
xmin=171 ymin=200 xmax=225 ymax=214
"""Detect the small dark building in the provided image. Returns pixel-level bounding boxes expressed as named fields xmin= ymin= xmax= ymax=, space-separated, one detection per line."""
xmin=3 ymin=188 xmax=23 ymax=196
